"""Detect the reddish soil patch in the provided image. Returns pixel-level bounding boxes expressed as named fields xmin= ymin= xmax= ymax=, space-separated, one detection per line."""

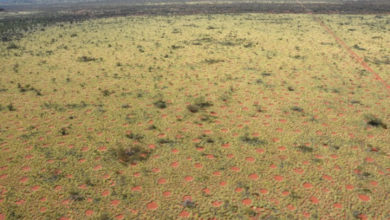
xmin=303 ymin=182 xmax=313 ymax=189
xmin=248 ymin=173 xmax=259 ymax=180
xmin=163 ymin=191 xmax=171 ymax=197
xmin=146 ymin=201 xmax=158 ymax=210
xmin=179 ymin=210 xmax=190 ymax=218
xmin=85 ymin=210 xmax=94 ymax=216
xmin=242 ymin=198 xmax=252 ymax=206
xmin=274 ymin=175 xmax=284 ymax=182
xmin=184 ymin=176 xmax=194 ymax=182
xmin=158 ymin=178 xmax=167 ymax=184
xmin=111 ymin=200 xmax=121 ymax=206
xmin=310 ymin=196 xmax=319 ymax=204
xmin=358 ymin=194 xmax=371 ymax=202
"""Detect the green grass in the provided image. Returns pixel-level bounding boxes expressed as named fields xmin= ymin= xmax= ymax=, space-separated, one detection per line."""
xmin=0 ymin=13 xmax=389 ymax=219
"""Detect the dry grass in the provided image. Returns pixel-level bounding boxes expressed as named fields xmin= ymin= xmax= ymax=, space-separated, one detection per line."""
xmin=0 ymin=13 xmax=389 ymax=219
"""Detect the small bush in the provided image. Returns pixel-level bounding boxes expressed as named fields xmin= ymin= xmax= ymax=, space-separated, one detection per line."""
xmin=154 ymin=100 xmax=167 ymax=109
xmin=116 ymin=145 xmax=150 ymax=164
xmin=182 ymin=199 xmax=196 ymax=208
xmin=187 ymin=98 xmax=213 ymax=113
xmin=101 ymin=89 xmax=114 ymax=97
xmin=365 ymin=114 xmax=387 ymax=129
xmin=65 ymin=101 xmax=88 ymax=109
xmin=187 ymin=104 xmax=199 ymax=113
xmin=77 ymin=56 xmax=97 ymax=62
xmin=59 ymin=128 xmax=69 ymax=136
xmin=291 ymin=106 xmax=304 ymax=112
xmin=239 ymin=135 xmax=267 ymax=146
xmin=69 ymin=191 xmax=84 ymax=201
xmin=7 ymin=103 xmax=16 ymax=111
xmin=125 ymin=133 xmax=144 ymax=141
xmin=204 ymin=59 xmax=224 ymax=64
xmin=353 ymin=44 xmax=366 ymax=50
xmin=261 ymin=72 xmax=272 ymax=77
xmin=7 ymin=43 xmax=19 ymax=50
xmin=297 ymin=145 xmax=313 ymax=153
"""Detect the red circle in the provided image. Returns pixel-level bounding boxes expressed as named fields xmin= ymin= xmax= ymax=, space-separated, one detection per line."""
xmin=242 ymin=198 xmax=252 ymax=206
xmin=147 ymin=201 xmax=158 ymax=210
xmin=358 ymin=194 xmax=370 ymax=202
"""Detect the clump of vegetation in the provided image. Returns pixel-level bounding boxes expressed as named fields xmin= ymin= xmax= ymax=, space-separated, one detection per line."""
xmin=199 ymin=114 xmax=217 ymax=123
xmin=187 ymin=98 xmax=213 ymax=113
xmin=171 ymin=45 xmax=184 ymax=49
xmin=350 ymin=100 xmax=362 ymax=105
xmin=182 ymin=199 xmax=196 ymax=208
xmin=69 ymin=191 xmax=84 ymax=201
xmin=353 ymin=44 xmax=366 ymax=50
xmin=77 ymin=56 xmax=98 ymax=62
xmin=17 ymin=83 xmax=42 ymax=96
xmin=204 ymin=59 xmax=224 ymax=64
xmin=291 ymin=106 xmax=304 ymax=112
xmin=157 ymin=139 xmax=174 ymax=145
xmin=101 ymin=89 xmax=115 ymax=97
xmin=7 ymin=43 xmax=19 ymax=50
xmin=243 ymin=42 xmax=253 ymax=48
xmin=59 ymin=127 xmax=69 ymax=136
xmin=331 ymin=145 xmax=340 ymax=151
xmin=154 ymin=100 xmax=167 ymax=109
xmin=365 ymin=114 xmax=387 ymax=129
xmin=116 ymin=145 xmax=150 ymax=164
xmin=261 ymin=72 xmax=272 ymax=77
xmin=255 ymin=79 xmax=263 ymax=85
xmin=239 ymin=134 xmax=267 ymax=146
xmin=254 ymin=105 xmax=265 ymax=113
xmin=65 ymin=101 xmax=88 ymax=109
xmin=187 ymin=104 xmax=200 ymax=113
xmin=7 ymin=103 xmax=16 ymax=111
xmin=42 ymin=102 xmax=65 ymax=112
xmin=97 ymin=213 xmax=111 ymax=220
xmin=297 ymin=145 xmax=314 ymax=153
xmin=125 ymin=133 xmax=144 ymax=141
xmin=289 ymin=191 xmax=302 ymax=200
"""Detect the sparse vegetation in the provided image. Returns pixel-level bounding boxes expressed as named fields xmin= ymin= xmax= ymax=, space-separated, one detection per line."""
xmin=0 ymin=6 xmax=389 ymax=220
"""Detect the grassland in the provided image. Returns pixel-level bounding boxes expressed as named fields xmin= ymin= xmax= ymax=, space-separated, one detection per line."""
xmin=0 ymin=12 xmax=389 ymax=219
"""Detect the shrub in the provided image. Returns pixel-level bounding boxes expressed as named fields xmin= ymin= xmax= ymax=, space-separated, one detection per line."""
xmin=365 ymin=114 xmax=387 ymax=129
xmin=116 ymin=145 xmax=150 ymax=164
xmin=77 ymin=56 xmax=97 ymax=62
xmin=154 ymin=100 xmax=167 ymax=109
xmin=7 ymin=43 xmax=19 ymax=50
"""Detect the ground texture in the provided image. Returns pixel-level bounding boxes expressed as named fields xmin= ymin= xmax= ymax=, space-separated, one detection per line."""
xmin=0 ymin=14 xmax=389 ymax=219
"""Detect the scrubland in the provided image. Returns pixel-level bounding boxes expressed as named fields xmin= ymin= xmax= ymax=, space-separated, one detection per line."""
xmin=0 ymin=13 xmax=389 ymax=219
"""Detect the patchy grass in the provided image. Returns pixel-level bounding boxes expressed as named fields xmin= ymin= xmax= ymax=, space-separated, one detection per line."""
xmin=0 ymin=13 xmax=389 ymax=220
